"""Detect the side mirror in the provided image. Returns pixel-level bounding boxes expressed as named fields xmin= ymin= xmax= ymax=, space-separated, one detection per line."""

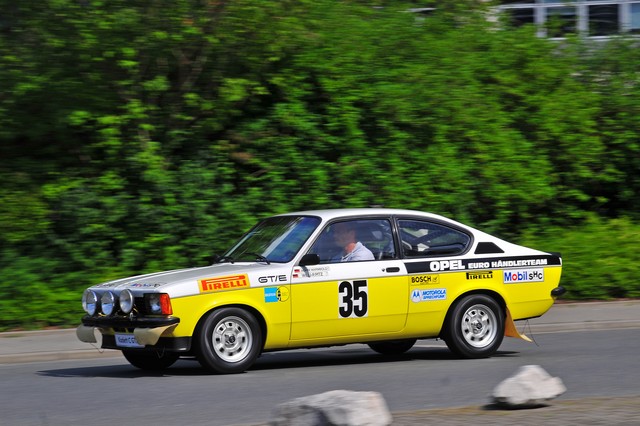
xmin=299 ymin=253 xmax=320 ymax=266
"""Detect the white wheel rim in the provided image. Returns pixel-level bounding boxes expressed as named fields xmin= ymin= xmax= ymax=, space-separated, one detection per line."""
xmin=212 ymin=316 xmax=253 ymax=363
xmin=460 ymin=303 xmax=498 ymax=348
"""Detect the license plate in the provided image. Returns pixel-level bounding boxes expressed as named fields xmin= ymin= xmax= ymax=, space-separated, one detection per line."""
xmin=115 ymin=333 xmax=144 ymax=348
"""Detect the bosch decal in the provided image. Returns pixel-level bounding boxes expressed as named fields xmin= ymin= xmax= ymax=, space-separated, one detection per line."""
xmin=504 ymin=269 xmax=544 ymax=283
xmin=410 ymin=275 xmax=440 ymax=285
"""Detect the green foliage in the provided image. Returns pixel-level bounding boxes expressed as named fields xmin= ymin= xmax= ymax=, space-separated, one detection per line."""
xmin=520 ymin=217 xmax=640 ymax=300
xmin=0 ymin=1 xmax=639 ymax=330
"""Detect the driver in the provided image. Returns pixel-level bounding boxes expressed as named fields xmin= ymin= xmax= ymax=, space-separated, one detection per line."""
xmin=332 ymin=222 xmax=374 ymax=262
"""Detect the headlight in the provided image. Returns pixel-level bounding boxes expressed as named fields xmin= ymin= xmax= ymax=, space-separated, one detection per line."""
xmin=100 ymin=291 xmax=115 ymax=316
xmin=146 ymin=293 xmax=173 ymax=315
xmin=82 ymin=290 xmax=98 ymax=315
xmin=119 ymin=289 xmax=134 ymax=314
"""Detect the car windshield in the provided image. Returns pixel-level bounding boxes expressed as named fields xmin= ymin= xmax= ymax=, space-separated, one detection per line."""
xmin=223 ymin=216 xmax=321 ymax=263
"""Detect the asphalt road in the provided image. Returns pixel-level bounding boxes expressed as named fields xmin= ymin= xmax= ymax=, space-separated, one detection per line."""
xmin=1 ymin=301 xmax=639 ymax=426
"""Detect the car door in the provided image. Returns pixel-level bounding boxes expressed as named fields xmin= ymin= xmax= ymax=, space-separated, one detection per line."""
xmin=398 ymin=218 xmax=473 ymax=333
xmin=289 ymin=218 xmax=408 ymax=341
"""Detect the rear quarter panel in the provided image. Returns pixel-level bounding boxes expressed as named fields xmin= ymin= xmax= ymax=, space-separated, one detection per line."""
xmin=403 ymin=253 xmax=562 ymax=336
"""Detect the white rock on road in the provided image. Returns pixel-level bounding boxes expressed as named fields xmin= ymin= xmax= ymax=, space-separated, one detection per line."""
xmin=492 ymin=364 xmax=567 ymax=408
xmin=270 ymin=389 xmax=392 ymax=426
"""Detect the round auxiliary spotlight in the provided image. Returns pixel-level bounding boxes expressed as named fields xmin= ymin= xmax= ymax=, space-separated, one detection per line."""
xmin=82 ymin=290 xmax=98 ymax=316
xmin=100 ymin=291 xmax=115 ymax=316
xmin=119 ymin=289 xmax=134 ymax=314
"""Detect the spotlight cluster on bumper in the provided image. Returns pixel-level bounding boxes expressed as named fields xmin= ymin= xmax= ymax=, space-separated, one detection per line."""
xmin=82 ymin=289 xmax=173 ymax=317
xmin=81 ymin=289 xmax=179 ymax=329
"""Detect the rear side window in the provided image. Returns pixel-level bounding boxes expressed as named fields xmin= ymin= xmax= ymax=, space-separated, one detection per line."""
xmin=398 ymin=219 xmax=471 ymax=257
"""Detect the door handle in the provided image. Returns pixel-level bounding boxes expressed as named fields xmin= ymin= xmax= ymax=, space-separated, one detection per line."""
xmin=385 ymin=267 xmax=400 ymax=273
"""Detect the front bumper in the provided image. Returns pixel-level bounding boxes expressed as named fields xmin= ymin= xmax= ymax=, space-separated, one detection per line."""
xmin=81 ymin=315 xmax=180 ymax=329
xmin=78 ymin=315 xmax=189 ymax=352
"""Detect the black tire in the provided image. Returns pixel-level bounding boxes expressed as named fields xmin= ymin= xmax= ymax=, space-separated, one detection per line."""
xmin=195 ymin=307 xmax=262 ymax=374
xmin=368 ymin=339 xmax=416 ymax=355
xmin=442 ymin=294 xmax=504 ymax=358
xmin=122 ymin=350 xmax=180 ymax=370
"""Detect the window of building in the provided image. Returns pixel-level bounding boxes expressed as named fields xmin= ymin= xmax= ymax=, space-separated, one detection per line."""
xmin=630 ymin=2 xmax=640 ymax=32
xmin=507 ymin=7 xmax=536 ymax=27
xmin=546 ymin=6 xmax=578 ymax=37
xmin=589 ymin=4 xmax=620 ymax=35
xmin=498 ymin=1 xmax=640 ymax=38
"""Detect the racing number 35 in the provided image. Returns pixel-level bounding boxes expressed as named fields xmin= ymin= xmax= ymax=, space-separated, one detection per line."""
xmin=338 ymin=280 xmax=368 ymax=318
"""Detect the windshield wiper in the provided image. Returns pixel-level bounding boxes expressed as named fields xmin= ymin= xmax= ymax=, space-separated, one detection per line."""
xmin=213 ymin=255 xmax=235 ymax=264
xmin=247 ymin=253 xmax=270 ymax=265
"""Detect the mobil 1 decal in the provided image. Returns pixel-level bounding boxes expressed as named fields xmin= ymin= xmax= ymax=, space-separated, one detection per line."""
xmin=404 ymin=254 xmax=561 ymax=274
xmin=504 ymin=269 xmax=544 ymax=284
xmin=338 ymin=280 xmax=368 ymax=318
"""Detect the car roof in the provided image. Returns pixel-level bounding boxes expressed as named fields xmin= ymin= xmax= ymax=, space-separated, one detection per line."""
xmin=274 ymin=208 xmax=455 ymax=223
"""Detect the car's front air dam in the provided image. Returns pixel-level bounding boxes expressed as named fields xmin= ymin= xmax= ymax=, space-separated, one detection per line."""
xmin=76 ymin=325 xmax=101 ymax=344
xmin=134 ymin=324 xmax=178 ymax=346
xmin=76 ymin=324 xmax=178 ymax=347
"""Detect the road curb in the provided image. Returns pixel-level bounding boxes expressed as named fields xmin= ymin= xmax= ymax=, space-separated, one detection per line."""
xmin=0 ymin=349 xmax=122 ymax=365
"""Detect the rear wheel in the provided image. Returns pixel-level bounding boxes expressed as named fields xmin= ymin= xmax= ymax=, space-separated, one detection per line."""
xmin=443 ymin=294 xmax=504 ymax=358
xmin=122 ymin=350 xmax=179 ymax=370
xmin=368 ymin=339 xmax=416 ymax=355
xmin=195 ymin=307 xmax=262 ymax=374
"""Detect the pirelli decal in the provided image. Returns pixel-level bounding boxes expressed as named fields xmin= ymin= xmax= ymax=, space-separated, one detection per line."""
xmin=405 ymin=254 xmax=561 ymax=274
xmin=199 ymin=274 xmax=249 ymax=293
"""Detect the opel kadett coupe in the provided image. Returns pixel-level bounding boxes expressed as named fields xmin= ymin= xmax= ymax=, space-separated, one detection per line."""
xmin=77 ymin=208 xmax=564 ymax=373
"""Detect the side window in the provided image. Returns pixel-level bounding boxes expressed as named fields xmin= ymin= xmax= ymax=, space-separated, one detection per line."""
xmin=398 ymin=219 xmax=470 ymax=258
xmin=308 ymin=219 xmax=396 ymax=263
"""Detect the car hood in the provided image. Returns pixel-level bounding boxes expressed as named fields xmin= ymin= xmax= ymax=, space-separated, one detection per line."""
xmin=91 ymin=262 xmax=290 ymax=298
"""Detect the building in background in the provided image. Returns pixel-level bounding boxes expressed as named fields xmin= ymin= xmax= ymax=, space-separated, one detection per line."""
xmin=497 ymin=1 xmax=640 ymax=38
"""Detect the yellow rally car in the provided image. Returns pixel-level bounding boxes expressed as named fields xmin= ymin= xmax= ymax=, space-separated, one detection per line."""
xmin=77 ymin=208 xmax=564 ymax=373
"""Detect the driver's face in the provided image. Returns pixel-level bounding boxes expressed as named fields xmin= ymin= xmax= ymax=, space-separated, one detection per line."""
xmin=333 ymin=223 xmax=355 ymax=247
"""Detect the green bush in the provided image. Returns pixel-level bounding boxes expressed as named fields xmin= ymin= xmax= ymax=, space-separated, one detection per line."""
xmin=520 ymin=217 xmax=640 ymax=300
xmin=1 ymin=1 xmax=639 ymax=330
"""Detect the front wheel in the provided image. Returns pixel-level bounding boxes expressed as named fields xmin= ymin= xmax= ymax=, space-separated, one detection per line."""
xmin=442 ymin=294 xmax=504 ymax=358
xmin=195 ymin=307 xmax=262 ymax=374
xmin=122 ymin=350 xmax=180 ymax=370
